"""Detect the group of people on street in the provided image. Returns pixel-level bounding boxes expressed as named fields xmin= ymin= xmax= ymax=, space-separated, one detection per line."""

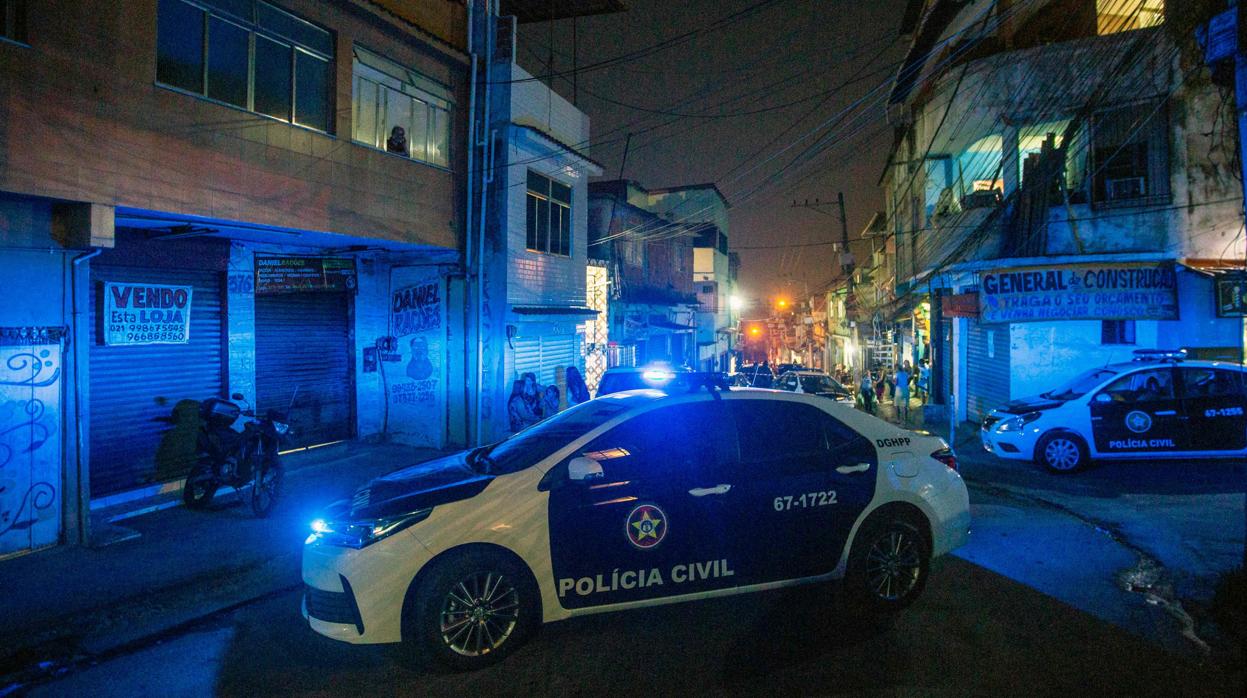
xmin=856 ymin=359 xmax=929 ymax=421
xmin=507 ymin=366 xmax=591 ymax=432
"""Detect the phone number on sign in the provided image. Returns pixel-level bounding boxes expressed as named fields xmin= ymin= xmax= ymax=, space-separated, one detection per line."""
xmin=119 ymin=330 xmax=186 ymax=343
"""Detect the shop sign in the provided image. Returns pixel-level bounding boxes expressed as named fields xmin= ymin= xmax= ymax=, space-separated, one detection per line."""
xmin=941 ymin=293 xmax=979 ymax=318
xmin=979 ymin=262 xmax=1177 ymax=324
xmin=104 ymin=282 xmax=192 ymax=345
xmin=1215 ymin=274 xmax=1247 ymax=317
xmin=255 ymin=256 xmax=356 ymax=294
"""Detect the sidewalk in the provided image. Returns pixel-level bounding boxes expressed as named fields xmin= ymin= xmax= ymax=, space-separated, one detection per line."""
xmin=0 ymin=440 xmax=452 ymax=686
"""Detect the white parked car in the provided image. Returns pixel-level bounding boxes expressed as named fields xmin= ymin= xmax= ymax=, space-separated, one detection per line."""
xmin=302 ymin=380 xmax=970 ymax=670
xmin=981 ymin=350 xmax=1247 ymax=473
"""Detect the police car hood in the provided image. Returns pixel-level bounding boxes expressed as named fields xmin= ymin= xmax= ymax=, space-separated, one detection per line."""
xmin=350 ymin=452 xmax=492 ymax=519
xmin=997 ymin=394 xmax=1067 ymax=414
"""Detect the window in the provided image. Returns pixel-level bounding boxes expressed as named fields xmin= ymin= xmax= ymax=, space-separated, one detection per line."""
xmin=1097 ymin=0 xmax=1163 ymax=36
xmin=1092 ymin=103 xmax=1168 ymax=205
xmin=730 ymin=401 xmax=861 ymax=475
xmin=579 ymin=403 xmax=718 ymax=482
xmin=1099 ymin=368 xmax=1174 ymax=403
xmin=2 ymin=0 xmax=28 ymax=43
xmin=156 ymin=0 xmax=333 ymax=132
xmin=351 ymin=46 xmax=453 ymax=167
xmin=1101 ymin=319 xmax=1136 ymax=345
xmin=526 ymin=171 xmax=572 ymax=256
xmin=1181 ymin=368 xmax=1245 ymax=399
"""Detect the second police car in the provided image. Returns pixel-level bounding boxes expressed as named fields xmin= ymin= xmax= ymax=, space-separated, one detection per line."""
xmin=981 ymin=350 xmax=1247 ymax=473
xmin=302 ymin=378 xmax=970 ymax=670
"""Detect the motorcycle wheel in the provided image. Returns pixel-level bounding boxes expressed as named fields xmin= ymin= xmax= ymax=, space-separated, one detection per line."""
xmin=250 ymin=454 xmax=283 ymax=518
xmin=183 ymin=461 xmax=218 ymax=510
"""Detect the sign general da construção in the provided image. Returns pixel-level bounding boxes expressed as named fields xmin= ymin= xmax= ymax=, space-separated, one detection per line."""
xmin=978 ymin=262 xmax=1177 ymax=324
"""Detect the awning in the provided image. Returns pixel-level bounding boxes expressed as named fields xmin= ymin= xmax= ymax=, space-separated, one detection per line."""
xmin=648 ymin=315 xmax=695 ymax=332
xmin=511 ymin=306 xmax=599 ymax=317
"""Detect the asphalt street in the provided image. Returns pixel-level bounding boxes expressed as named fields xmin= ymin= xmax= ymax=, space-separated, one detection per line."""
xmin=25 ymin=486 xmax=1244 ymax=697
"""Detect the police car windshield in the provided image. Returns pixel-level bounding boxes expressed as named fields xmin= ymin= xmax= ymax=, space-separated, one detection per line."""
xmin=1042 ymin=368 xmax=1119 ymax=400
xmin=479 ymin=401 xmax=629 ymax=475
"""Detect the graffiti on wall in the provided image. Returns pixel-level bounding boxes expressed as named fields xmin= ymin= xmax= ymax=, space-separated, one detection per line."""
xmin=390 ymin=278 xmax=446 ymax=448
xmin=0 ymin=343 xmax=62 ymax=555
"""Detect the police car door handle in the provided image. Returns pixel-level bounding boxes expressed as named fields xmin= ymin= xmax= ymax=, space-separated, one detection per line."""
xmin=1154 ymin=410 xmax=1177 ymax=416
xmin=688 ymin=484 xmax=731 ymax=497
xmin=835 ymin=463 xmax=871 ymax=475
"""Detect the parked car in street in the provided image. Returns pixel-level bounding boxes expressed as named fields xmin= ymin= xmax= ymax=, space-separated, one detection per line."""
xmin=731 ymin=363 xmax=775 ymax=388
xmin=775 ymin=370 xmax=854 ymax=402
xmin=303 ymin=379 xmax=970 ymax=670
xmin=595 ymin=364 xmax=695 ymax=397
xmin=981 ymin=350 xmax=1247 ymax=473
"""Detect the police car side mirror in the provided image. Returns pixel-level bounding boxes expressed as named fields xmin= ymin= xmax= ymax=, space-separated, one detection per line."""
xmin=568 ymin=456 xmax=604 ymax=482
xmin=1095 ymin=393 xmax=1112 ymax=404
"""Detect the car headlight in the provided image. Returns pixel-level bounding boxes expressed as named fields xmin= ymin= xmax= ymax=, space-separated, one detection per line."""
xmin=997 ymin=411 xmax=1042 ymax=433
xmin=306 ymin=508 xmax=432 ymax=549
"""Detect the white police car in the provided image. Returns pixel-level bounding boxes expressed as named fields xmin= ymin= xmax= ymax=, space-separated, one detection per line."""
xmin=981 ymin=350 xmax=1247 ymax=473
xmin=302 ymin=380 xmax=970 ymax=670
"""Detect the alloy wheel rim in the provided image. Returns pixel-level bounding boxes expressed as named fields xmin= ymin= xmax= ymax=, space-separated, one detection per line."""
xmin=1045 ymin=439 xmax=1079 ymax=470
xmin=865 ymin=530 xmax=922 ymax=601
xmin=440 ymin=572 xmax=520 ymax=657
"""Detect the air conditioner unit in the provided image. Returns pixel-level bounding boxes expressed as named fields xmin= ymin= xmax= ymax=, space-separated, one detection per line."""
xmin=1105 ymin=176 xmax=1145 ymax=200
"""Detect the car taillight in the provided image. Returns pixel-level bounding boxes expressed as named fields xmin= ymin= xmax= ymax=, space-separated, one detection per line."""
xmin=932 ymin=448 xmax=958 ymax=472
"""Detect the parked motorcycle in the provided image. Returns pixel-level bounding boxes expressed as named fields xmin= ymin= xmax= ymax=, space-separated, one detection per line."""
xmin=182 ymin=392 xmax=290 ymax=517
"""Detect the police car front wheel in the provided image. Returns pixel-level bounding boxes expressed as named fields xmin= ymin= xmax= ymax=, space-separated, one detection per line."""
xmin=407 ymin=549 xmax=540 ymax=671
xmin=1036 ymin=432 xmax=1088 ymax=474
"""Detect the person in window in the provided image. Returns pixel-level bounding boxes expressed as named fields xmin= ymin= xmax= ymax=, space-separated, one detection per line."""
xmin=386 ymin=126 xmax=408 ymax=156
xmin=566 ymin=366 xmax=590 ymax=405
xmin=507 ymin=373 xmax=541 ymax=432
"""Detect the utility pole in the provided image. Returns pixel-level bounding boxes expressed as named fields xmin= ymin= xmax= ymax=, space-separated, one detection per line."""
xmin=1235 ymin=2 xmax=1247 ymax=568
xmin=792 ymin=194 xmax=855 ymax=371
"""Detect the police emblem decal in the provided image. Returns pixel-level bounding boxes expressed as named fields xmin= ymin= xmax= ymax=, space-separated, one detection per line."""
xmin=625 ymin=504 xmax=666 ymax=550
xmin=1125 ymin=410 xmax=1152 ymax=434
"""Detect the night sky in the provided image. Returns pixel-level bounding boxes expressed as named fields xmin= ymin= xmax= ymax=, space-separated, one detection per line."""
xmin=518 ymin=0 xmax=911 ymax=317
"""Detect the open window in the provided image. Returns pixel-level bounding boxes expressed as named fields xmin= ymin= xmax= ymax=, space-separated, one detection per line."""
xmin=1091 ymin=102 xmax=1169 ymax=206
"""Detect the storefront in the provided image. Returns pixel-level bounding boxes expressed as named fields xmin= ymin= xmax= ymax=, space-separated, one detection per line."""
xmin=253 ymin=256 xmax=357 ymax=449
xmin=88 ymin=233 xmax=229 ymax=498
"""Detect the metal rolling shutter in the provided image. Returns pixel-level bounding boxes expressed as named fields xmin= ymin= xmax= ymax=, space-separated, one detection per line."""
xmin=89 ymin=266 xmax=225 ymax=497
xmin=255 ymin=292 xmax=354 ymax=449
xmin=513 ymin=335 xmax=574 ymax=386
xmin=967 ymin=319 xmax=1011 ymax=421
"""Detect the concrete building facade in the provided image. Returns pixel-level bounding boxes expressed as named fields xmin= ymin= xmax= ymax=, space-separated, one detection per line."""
xmin=879 ymin=0 xmax=1244 ymax=424
xmin=0 ymin=0 xmax=469 ymax=555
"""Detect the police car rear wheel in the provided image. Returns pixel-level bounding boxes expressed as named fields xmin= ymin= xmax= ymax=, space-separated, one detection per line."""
xmin=410 ymin=550 xmax=538 ymax=671
xmin=847 ymin=518 xmax=929 ymax=612
xmin=1036 ymin=433 xmax=1087 ymax=473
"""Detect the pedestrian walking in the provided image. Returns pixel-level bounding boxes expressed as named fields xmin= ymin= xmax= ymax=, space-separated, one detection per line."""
xmin=541 ymin=384 xmax=561 ymax=418
xmin=507 ymin=372 xmax=541 ymax=432
xmin=566 ymin=366 xmax=590 ymax=405
xmin=895 ymin=361 xmax=912 ymax=422
xmin=860 ymin=371 xmax=875 ymax=414
xmin=917 ymin=359 xmax=930 ymax=403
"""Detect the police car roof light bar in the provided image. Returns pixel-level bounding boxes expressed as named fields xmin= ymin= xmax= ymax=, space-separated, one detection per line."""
xmin=1132 ymin=349 xmax=1187 ymax=363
